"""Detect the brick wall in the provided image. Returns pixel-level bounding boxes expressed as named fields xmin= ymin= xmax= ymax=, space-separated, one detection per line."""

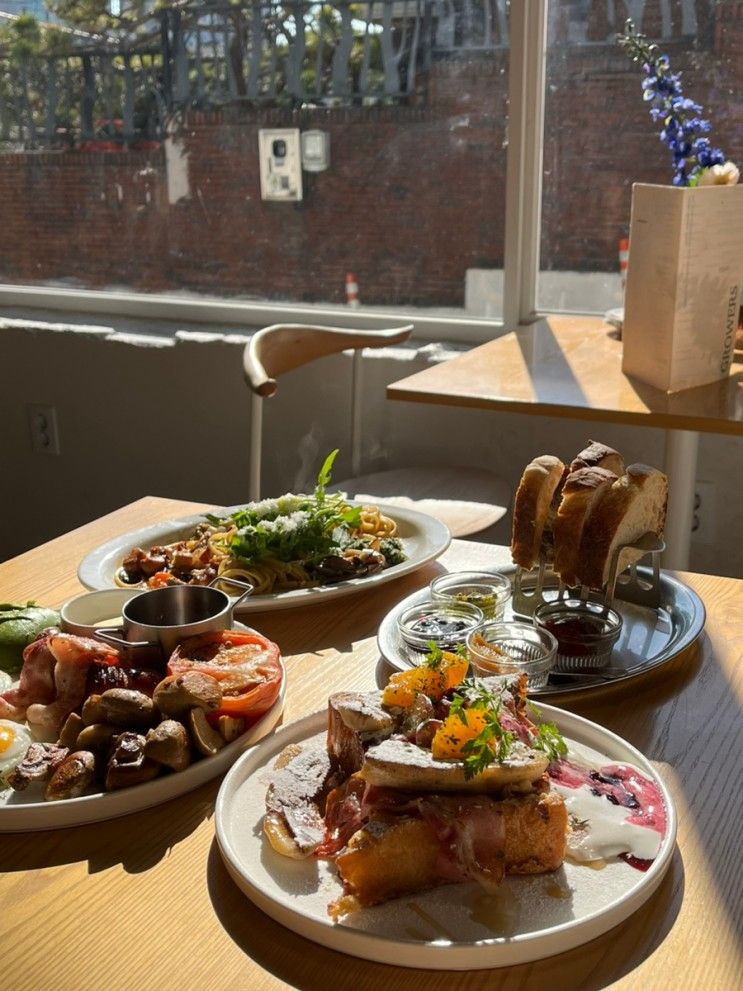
xmin=0 ymin=9 xmax=741 ymax=307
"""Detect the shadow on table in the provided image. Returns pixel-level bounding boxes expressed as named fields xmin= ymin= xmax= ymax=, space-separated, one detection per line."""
xmin=0 ymin=779 xmax=217 ymax=875
xmin=547 ymin=640 xmax=704 ymax=752
xmin=206 ymin=839 xmax=684 ymax=990
xmin=246 ymin=559 xmax=449 ymax=658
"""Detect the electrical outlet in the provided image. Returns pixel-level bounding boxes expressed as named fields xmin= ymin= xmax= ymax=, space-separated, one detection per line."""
xmin=27 ymin=404 xmax=60 ymax=455
xmin=691 ymin=480 xmax=716 ymax=545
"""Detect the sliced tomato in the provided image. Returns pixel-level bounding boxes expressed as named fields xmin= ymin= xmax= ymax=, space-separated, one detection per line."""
xmin=167 ymin=630 xmax=282 ymax=722
xmin=147 ymin=571 xmax=176 ymax=588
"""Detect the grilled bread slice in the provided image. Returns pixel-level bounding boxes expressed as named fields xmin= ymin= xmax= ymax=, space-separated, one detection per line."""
xmin=570 ymin=440 xmax=625 ymax=476
xmin=577 ymin=463 xmax=668 ymax=590
xmin=511 ymin=455 xmax=567 ymax=570
xmin=553 ymin=466 xmax=619 ymax=588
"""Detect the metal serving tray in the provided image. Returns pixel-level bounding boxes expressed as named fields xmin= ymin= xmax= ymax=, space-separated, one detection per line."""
xmin=376 ymin=568 xmax=705 ymax=696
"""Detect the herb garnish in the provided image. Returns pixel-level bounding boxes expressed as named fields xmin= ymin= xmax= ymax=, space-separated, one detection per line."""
xmin=423 ymin=641 xmax=468 ymax=671
xmin=448 ymin=679 xmax=516 ymax=780
xmin=462 ymin=714 xmax=516 ymax=780
xmin=532 ymin=722 xmax=568 ymax=763
xmin=423 ymin=643 xmax=444 ymax=669
xmin=445 ymin=678 xmax=567 ymax=779
xmin=204 ymin=450 xmax=365 ymax=564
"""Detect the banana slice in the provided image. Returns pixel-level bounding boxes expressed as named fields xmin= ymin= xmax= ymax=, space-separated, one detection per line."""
xmin=264 ymin=743 xmax=338 ymax=858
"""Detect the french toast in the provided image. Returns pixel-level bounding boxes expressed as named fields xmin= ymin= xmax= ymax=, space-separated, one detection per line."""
xmin=264 ymin=660 xmax=569 ymax=916
xmin=329 ymin=788 xmax=568 ymax=919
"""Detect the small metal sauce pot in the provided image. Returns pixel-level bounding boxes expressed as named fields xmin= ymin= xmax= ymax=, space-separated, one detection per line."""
xmin=96 ymin=577 xmax=253 ymax=664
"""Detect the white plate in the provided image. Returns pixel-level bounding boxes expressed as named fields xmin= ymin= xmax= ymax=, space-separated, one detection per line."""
xmin=215 ymin=704 xmax=676 ymax=970
xmin=604 ymin=306 xmax=624 ymax=329
xmin=77 ymin=503 xmax=451 ymax=613
xmin=0 ymin=657 xmax=286 ymax=833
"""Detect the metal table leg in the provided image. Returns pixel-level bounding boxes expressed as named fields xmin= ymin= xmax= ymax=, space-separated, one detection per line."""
xmin=663 ymin=429 xmax=699 ymax=571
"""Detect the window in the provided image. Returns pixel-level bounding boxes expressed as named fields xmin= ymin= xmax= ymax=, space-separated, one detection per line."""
xmin=539 ymin=0 xmax=743 ymax=316
xmin=0 ymin=1 xmax=739 ymax=338
xmin=0 ymin=1 xmax=512 ymax=341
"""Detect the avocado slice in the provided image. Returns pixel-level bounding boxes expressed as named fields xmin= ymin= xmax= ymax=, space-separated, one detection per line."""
xmin=0 ymin=602 xmax=60 ymax=675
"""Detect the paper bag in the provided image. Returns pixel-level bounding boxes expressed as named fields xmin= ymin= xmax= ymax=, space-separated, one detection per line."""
xmin=622 ymin=182 xmax=743 ymax=393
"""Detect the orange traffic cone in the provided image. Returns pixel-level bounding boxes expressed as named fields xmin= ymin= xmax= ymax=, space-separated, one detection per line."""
xmin=345 ymin=272 xmax=360 ymax=308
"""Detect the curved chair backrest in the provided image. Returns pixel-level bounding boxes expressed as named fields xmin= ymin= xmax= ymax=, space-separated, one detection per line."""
xmin=243 ymin=323 xmax=414 ymax=499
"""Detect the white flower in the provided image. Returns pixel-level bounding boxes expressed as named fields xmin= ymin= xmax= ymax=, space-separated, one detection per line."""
xmin=697 ymin=161 xmax=740 ymax=186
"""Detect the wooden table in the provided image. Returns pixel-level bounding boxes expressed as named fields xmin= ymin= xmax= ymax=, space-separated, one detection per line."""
xmin=388 ymin=315 xmax=743 ymax=570
xmin=1 ymin=496 xmax=741 ymax=991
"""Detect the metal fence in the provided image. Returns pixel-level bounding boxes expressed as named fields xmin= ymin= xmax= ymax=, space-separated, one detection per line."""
xmin=0 ymin=0 xmax=717 ymax=150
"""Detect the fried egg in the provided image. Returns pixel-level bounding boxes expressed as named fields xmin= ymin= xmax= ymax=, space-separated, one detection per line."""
xmin=0 ymin=719 xmax=33 ymax=780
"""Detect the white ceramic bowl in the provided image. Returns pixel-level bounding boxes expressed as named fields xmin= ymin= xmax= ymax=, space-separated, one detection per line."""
xmin=59 ymin=588 xmax=140 ymax=637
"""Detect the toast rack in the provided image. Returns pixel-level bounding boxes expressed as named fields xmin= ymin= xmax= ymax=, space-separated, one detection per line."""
xmin=512 ymin=531 xmax=666 ymax=617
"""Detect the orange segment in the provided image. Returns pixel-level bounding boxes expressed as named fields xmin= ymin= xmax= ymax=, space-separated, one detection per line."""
xmin=431 ymin=709 xmax=489 ymax=759
xmin=382 ymin=651 xmax=468 ymax=708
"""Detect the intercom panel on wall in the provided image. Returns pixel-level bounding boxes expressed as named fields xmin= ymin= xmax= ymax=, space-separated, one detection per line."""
xmin=258 ymin=128 xmax=303 ymax=202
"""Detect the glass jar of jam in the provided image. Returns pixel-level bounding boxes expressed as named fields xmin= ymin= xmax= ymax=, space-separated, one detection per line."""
xmin=397 ymin=600 xmax=484 ymax=661
xmin=534 ymin=598 xmax=623 ymax=671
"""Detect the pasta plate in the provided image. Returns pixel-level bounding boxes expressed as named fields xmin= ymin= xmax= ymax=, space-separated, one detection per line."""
xmin=77 ymin=503 xmax=451 ymax=612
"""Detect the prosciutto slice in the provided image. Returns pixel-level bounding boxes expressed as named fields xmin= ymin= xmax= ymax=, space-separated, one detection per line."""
xmin=418 ymin=796 xmax=507 ymax=889
xmin=0 ymin=628 xmax=59 ymax=721
xmin=321 ymin=778 xmax=508 ymax=891
xmin=26 ymin=633 xmax=120 ymax=740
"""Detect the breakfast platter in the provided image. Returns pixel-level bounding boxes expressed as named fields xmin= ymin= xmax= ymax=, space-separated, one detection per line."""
xmin=215 ymin=703 xmax=676 ymax=970
xmin=376 ymin=568 xmax=705 ymax=694
xmin=0 ymin=655 xmax=286 ymax=833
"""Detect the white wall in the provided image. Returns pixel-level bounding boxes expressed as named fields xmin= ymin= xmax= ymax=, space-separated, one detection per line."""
xmin=2 ymin=317 xmax=740 ymax=577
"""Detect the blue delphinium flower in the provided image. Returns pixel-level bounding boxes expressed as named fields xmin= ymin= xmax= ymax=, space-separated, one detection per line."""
xmin=618 ymin=20 xmax=727 ymax=186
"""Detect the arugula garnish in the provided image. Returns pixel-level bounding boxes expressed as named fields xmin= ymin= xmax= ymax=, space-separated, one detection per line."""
xmin=200 ymin=450 xmax=369 ymax=565
xmin=315 ymin=448 xmax=339 ymax=505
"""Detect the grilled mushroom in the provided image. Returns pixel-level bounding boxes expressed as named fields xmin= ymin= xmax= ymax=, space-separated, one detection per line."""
xmin=217 ymin=715 xmax=245 ymax=743
xmin=144 ymin=720 xmax=191 ymax=771
xmin=6 ymin=743 xmax=69 ymax=791
xmin=105 ymin=732 xmax=160 ymax=790
xmin=58 ymin=712 xmax=85 ymax=749
xmin=188 ymin=707 xmax=226 ymax=757
xmin=76 ymin=722 xmax=119 ymax=756
xmin=98 ymin=689 xmax=156 ymax=728
xmin=81 ymin=694 xmax=106 ymax=726
xmin=45 ymin=751 xmax=96 ymax=801
xmin=154 ymin=672 xmax=222 ymax=718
